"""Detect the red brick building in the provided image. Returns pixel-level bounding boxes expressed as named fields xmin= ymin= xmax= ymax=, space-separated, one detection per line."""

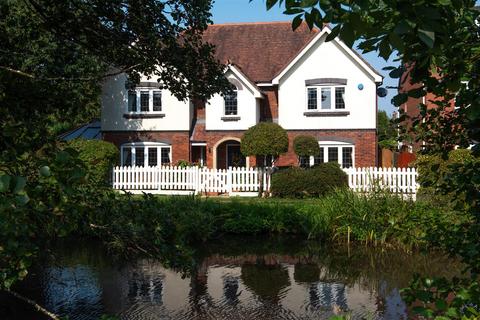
xmin=101 ymin=22 xmax=383 ymax=169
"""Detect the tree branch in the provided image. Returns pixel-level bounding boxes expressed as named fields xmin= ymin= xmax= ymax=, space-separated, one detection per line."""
xmin=0 ymin=65 xmax=140 ymax=81
xmin=3 ymin=289 xmax=61 ymax=320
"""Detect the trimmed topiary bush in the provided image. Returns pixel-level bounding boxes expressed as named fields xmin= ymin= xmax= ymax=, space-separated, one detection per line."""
xmin=293 ymin=135 xmax=320 ymax=157
xmin=66 ymin=139 xmax=119 ymax=185
xmin=241 ymin=122 xmax=288 ymax=160
xmin=271 ymin=162 xmax=348 ymax=198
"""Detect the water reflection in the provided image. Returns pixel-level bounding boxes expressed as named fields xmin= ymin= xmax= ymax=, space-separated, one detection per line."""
xmin=1 ymin=236 xmax=463 ymax=320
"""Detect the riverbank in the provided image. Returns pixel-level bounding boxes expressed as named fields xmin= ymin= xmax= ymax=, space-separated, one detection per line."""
xmin=91 ymin=189 xmax=470 ymax=260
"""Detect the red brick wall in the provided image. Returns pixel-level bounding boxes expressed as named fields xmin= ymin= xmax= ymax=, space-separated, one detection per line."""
xmin=103 ymin=131 xmax=190 ymax=165
xmin=276 ymin=130 xmax=377 ymax=167
xmin=103 ymin=129 xmax=376 ymax=168
xmin=260 ymin=86 xmax=278 ymax=121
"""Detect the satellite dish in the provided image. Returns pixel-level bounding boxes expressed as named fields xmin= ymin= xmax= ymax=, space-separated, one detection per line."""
xmin=377 ymin=87 xmax=388 ymax=97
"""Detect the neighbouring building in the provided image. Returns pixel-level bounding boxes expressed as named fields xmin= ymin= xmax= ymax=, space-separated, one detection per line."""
xmin=101 ymin=22 xmax=383 ymax=169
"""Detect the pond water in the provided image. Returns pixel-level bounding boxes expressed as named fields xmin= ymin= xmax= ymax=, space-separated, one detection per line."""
xmin=1 ymin=236 xmax=463 ymax=320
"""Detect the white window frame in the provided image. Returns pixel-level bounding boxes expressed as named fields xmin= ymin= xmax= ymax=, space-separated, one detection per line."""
xmin=120 ymin=142 xmax=171 ymax=167
xmin=126 ymin=88 xmax=163 ymax=114
xmin=305 ymin=85 xmax=346 ymax=111
xmin=303 ymin=141 xmax=355 ymax=168
xmin=224 ymin=88 xmax=238 ymax=116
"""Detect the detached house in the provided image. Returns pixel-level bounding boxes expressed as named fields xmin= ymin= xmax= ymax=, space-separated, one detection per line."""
xmin=101 ymin=22 xmax=382 ymax=169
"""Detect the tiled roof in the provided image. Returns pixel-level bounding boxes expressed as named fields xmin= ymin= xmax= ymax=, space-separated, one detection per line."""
xmin=203 ymin=21 xmax=318 ymax=83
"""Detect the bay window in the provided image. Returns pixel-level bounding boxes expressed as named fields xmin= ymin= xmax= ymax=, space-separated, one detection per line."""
xmin=127 ymin=88 xmax=163 ymax=113
xmin=121 ymin=143 xmax=171 ymax=166
xmin=306 ymin=85 xmax=346 ymax=111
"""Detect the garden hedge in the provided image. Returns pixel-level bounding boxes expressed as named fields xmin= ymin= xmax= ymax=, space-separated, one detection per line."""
xmin=270 ymin=162 xmax=348 ymax=197
xmin=66 ymin=139 xmax=118 ymax=185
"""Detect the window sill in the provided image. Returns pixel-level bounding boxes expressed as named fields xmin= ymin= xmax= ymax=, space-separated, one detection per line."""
xmin=303 ymin=111 xmax=350 ymax=117
xmin=221 ymin=116 xmax=241 ymax=121
xmin=123 ymin=113 xmax=165 ymax=119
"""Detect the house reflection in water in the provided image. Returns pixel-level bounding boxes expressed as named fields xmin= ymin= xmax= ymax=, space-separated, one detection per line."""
xmin=37 ymin=253 xmax=408 ymax=320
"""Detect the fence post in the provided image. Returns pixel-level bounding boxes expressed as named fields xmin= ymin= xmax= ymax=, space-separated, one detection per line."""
xmin=227 ymin=167 xmax=233 ymax=195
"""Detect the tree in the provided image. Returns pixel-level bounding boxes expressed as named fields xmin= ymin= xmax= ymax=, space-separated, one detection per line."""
xmin=241 ymin=122 xmax=289 ymax=166
xmin=258 ymin=1 xmax=480 ymax=318
xmin=0 ymin=0 xmax=230 ymax=308
xmin=293 ymin=135 xmax=320 ymax=166
xmin=377 ymin=111 xmax=397 ymax=150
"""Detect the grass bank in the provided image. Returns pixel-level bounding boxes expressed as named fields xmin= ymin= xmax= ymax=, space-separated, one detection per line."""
xmin=92 ymin=189 xmax=471 ymax=258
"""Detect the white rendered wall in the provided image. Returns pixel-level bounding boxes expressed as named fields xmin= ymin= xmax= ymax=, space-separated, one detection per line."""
xmin=101 ymin=73 xmax=191 ymax=131
xmin=278 ymin=34 xmax=377 ymax=130
xmin=205 ymin=72 xmax=260 ymax=131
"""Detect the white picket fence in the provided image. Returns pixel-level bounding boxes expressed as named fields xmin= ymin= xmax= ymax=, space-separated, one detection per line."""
xmin=343 ymin=167 xmax=418 ymax=195
xmin=112 ymin=166 xmax=271 ymax=195
xmin=112 ymin=166 xmax=418 ymax=197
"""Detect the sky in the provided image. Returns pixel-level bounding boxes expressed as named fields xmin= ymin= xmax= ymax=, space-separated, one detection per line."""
xmin=210 ymin=0 xmax=400 ymax=116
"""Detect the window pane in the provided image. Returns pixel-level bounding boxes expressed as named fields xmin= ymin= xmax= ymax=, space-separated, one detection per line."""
xmin=153 ymin=91 xmax=162 ymax=111
xmin=342 ymin=147 xmax=353 ymax=168
xmin=122 ymin=147 xmax=132 ymax=166
xmin=307 ymin=88 xmax=317 ymax=110
xmin=321 ymin=88 xmax=331 ymax=109
xmin=161 ymin=147 xmax=171 ymax=165
xmin=135 ymin=147 xmax=145 ymax=166
xmin=224 ymin=91 xmax=238 ymax=115
xmin=299 ymin=156 xmax=310 ymax=168
xmin=140 ymin=91 xmax=149 ymax=112
xmin=335 ymin=87 xmax=345 ymax=109
xmin=128 ymin=90 xmax=137 ymax=112
xmin=327 ymin=147 xmax=338 ymax=164
xmin=313 ymin=147 xmax=324 ymax=165
xmin=148 ymin=147 xmax=158 ymax=166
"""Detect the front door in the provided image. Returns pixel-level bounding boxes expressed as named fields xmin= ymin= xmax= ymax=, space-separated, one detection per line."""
xmin=226 ymin=145 xmax=246 ymax=168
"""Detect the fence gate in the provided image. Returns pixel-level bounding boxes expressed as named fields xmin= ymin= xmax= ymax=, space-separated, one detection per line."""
xmin=198 ymin=168 xmax=230 ymax=194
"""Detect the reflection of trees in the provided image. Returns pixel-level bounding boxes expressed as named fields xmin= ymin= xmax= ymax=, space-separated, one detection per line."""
xmin=223 ymin=276 xmax=240 ymax=306
xmin=241 ymin=263 xmax=290 ymax=302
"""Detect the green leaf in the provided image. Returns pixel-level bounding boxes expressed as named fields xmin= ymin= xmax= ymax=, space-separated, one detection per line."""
xmin=15 ymin=194 xmax=30 ymax=206
xmin=0 ymin=175 xmax=11 ymax=193
xmin=325 ymin=24 xmax=341 ymax=42
xmin=418 ymin=29 xmax=435 ymax=48
xmin=389 ymin=67 xmax=404 ymax=79
xmin=339 ymin=24 xmax=355 ymax=47
xmin=435 ymin=299 xmax=448 ymax=311
xmin=392 ymin=93 xmax=408 ymax=106
xmin=266 ymin=0 xmax=279 ymax=10
xmin=300 ymin=0 xmax=318 ymax=8
xmin=13 ymin=177 xmax=26 ymax=194
xmin=292 ymin=14 xmax=303 ymax=31
xmin=39 ymin=166 xmax=51 ymax=177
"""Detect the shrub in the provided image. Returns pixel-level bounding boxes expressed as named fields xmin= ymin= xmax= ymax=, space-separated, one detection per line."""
xmin=414 ymin=148 xmax=479 ymax=209
xmin=241 ymin=122 xmax=288 ymax=158
xmin=271 ymin=162 xmax=348 ymax=198
xmin=293 ymin=135 xmax=320 ymax=157
xmin=66 ymin=139 xmax=118 ymax=185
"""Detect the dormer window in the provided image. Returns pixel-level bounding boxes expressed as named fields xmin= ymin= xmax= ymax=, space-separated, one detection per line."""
xmin=224 ymin=88 xmax=238 ymax=116
xmin=127 ymin=88 xmax=163 ymax=114
xmin=306 ymin=85 xmax=345 ymax=111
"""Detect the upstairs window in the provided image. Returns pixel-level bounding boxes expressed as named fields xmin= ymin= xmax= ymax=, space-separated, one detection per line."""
xmin=127 ymin=89 xmax=163 ymax=113
xmin=307 ymin=88 xmax=317 ymax=110
xmin=153 ymin=91 xmax=162 ymax=111
xmin=128 ymin=90 xmax=137 ymax=112
xmin=224 ymin=89 xmax=238 ymax=116
xmin=306 ymin=86 xmax=346 ymax=111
